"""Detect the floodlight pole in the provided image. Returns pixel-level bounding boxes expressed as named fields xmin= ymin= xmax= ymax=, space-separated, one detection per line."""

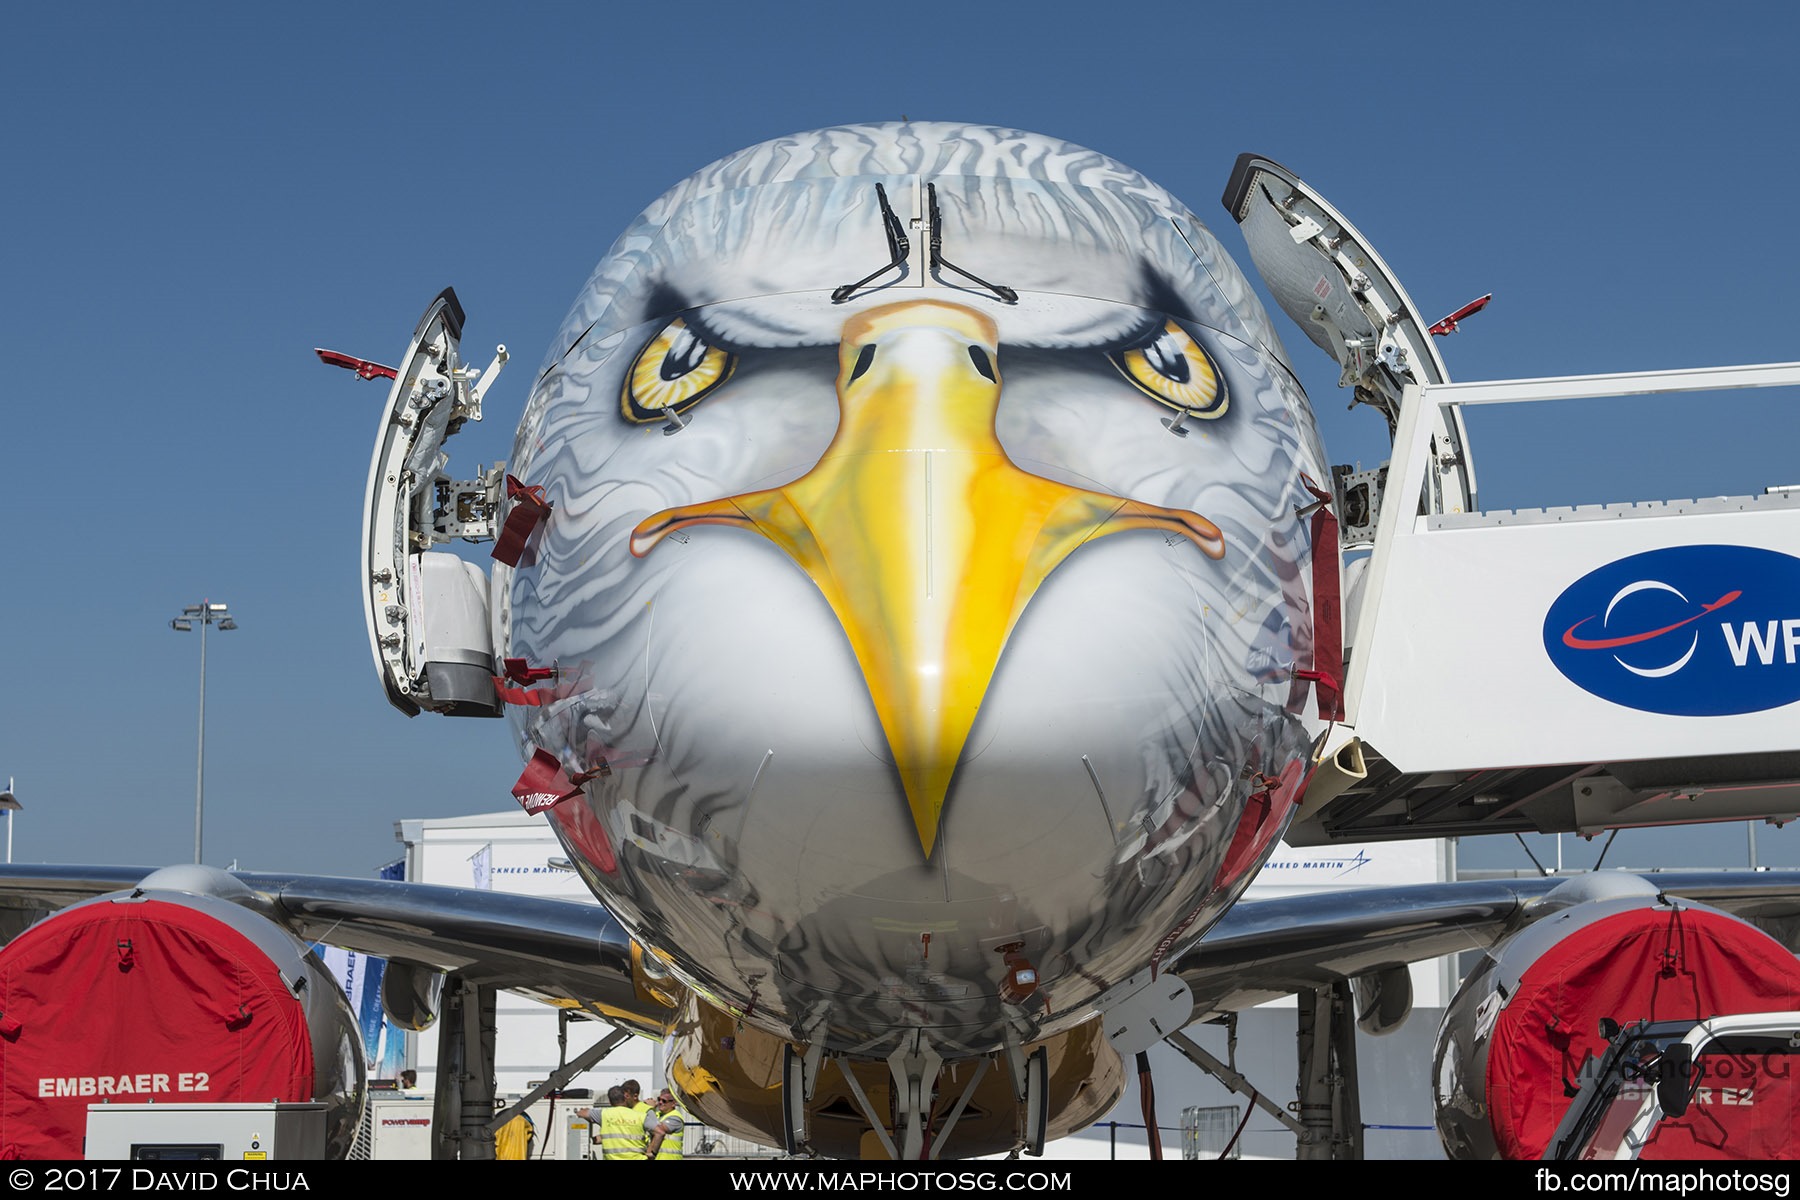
xmin=197 ymin=615 xmax=208 ymax=863
xmin=170 ymin=601 xmax=237 ymax=864
xmin=0 ymin=778 xmax=18 ymax=865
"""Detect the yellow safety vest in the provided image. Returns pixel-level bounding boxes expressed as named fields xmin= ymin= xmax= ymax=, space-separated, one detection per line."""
xmin=599 ymin=1105 xmax=646 ymax=1159
xmin=651 ymin=1108 xmax=686 ymax=1159
xmin=495 ymin=1112 xmax=533 ymax=1160
xmin=629 ymin=1102 xmax=651 ymax=1156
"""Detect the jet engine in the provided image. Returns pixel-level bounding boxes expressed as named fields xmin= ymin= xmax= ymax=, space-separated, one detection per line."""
xmin=1434 ymin=874 xmax=1800 ymax=1160
xmin=0 ymin=866 xmax=364 ymax=1159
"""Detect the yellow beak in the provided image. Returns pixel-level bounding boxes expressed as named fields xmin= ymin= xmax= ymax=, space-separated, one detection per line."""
xmin=634 ymin=301 xmax=1223 ymax=855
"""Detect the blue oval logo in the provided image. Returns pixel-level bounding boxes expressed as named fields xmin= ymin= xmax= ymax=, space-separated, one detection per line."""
xmin=1543 ymin=545 xmax=1800 ymax=715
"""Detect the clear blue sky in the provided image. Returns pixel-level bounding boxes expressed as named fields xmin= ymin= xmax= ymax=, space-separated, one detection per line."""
xmin=5 ymin=2 xmax=1798 ymax=877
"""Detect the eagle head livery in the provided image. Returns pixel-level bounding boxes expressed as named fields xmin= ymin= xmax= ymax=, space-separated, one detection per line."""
xmin=481 ymin=122 xmax=1327 ymax=1152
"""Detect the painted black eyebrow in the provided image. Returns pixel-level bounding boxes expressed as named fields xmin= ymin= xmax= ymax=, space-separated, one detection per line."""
xmin=1133 ymin=262 xmax=1201 ymax=327
xmin=556 ymin=281 xmax=706 ymax=366
xmin=1096 ymin=310 xmax=1175 ymax=356
xmin=661 ymin=305 xmax=741 ymax=352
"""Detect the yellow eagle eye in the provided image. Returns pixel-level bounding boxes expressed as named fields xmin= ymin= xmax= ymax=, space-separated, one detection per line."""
xmin=621 ymin=317 xmax=735 ymax=423
xmin=1110 ymin=320 xmax=1227 ymax=418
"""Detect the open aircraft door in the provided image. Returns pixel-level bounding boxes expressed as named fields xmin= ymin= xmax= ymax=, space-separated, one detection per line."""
xmin=1223 ymin=154 xmax=1477 ymax=537
xmin=360 ymin=288 xmax=511 ymax=718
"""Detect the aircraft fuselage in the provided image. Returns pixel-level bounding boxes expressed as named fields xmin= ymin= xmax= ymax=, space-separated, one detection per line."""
xmin=502 ymin=123 xmax=1330 ymax=1059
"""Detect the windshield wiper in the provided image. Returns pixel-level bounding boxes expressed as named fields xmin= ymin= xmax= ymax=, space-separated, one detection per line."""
xmin=927 ymin=183 xmax=1017 ymax=304
xmin=832 ymin=183 xmax=911 ymax=303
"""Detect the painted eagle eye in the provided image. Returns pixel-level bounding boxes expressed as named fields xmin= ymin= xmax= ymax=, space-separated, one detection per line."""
xmin=1109 ymin=320 xmax=1226 ymax=418
xmin=621 ymin=317 xmax=736 ymax=423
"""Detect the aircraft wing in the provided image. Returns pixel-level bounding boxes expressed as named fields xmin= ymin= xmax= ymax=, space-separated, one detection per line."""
xmin=0 ymin=864 xmax=670 ymax=1029
xmin=1176 ymin=871 xmax=1800 ymax=1020
xmin=4 ymin=864 xmax=1800 ymax=1035
xmin=0 ymin=865 xmax=144 ymax=932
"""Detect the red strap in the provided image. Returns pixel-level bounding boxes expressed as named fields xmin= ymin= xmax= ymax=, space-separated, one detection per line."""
xmin=1301 ymin=477 xmax=1345 ymax=721
xmin=544 ymin=791 xmax=618 ymax=875
xmin=1294 ymin=668 xmax=1340 ymax=693
xmin=493 ymin=658 xmax=560 ymax=705
xmin=491 ymin=476 xmax=552 ymax=567
xmin=493 ymin=679 xmax=551 ymax=707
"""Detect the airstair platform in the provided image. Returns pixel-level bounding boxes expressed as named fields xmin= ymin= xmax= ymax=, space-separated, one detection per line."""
xmin=1291 ymin=362 xmax=1800 ymax=845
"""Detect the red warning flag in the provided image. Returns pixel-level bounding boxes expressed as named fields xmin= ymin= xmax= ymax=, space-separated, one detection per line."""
xmin=1294 ymin=477 xmax=1345 ymax=722
xmin=492 ymin=476 xmax=552 ymax=567
xmin=511 ymin=749 xmax=581 ymax=815
xmin=510 ymin=749 xmax=619 ymax=874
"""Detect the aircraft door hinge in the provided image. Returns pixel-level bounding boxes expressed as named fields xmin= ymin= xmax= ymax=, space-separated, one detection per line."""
xmin=1331 ymin=463 xmax=1387 ymax=549
xmin=1286 ymin=212 xmax=1324 ymax=244
xmin=450 ymin=344 xmax=507 ymax=429
xmin=1314 ymin=313 xmax=1366 ymax=389
xmin=1376 ymin=337 xmax=1408 ymax=376
xmin=429 ymin=463 xmax=508 ymax=544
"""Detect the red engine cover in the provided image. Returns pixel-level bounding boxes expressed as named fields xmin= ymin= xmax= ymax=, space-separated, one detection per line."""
xmin=0 ymin=898 xmax=315 ymax=1159
xmin=1488 ymin=905 xmax=1800 ymax=1159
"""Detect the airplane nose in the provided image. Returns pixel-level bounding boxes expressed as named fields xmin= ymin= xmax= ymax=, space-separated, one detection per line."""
xmin=633 ymin=300 xmax=1223 ymax=855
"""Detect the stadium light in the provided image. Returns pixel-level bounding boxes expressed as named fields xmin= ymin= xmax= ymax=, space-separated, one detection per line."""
xmin=169 ymin=600 xmax=238 ymax=863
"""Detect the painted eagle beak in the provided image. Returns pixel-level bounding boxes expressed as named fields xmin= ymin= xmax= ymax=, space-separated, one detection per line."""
xmin=634 ymin=301 xmax=1223 ymax=854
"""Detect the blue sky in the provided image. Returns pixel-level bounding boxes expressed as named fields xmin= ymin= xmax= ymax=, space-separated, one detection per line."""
xmin=4 ymin=2 xmax=1798 ymax=877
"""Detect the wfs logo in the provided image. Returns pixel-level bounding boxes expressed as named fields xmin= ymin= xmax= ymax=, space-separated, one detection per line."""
xmin=1543 ymin=545 xmax=1800 ymax=715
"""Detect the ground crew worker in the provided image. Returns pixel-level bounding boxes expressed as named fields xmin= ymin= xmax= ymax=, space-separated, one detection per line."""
xmin=495 ymin=1110 xmax=534 ymax=1159
xmin=645 ymin=1089 xmax=685 ymax=1160
xmin=621 ymin=1079 xmax=651 ymax=1156
xmin=594 ymin=1086 xmax=646 ymax=1159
